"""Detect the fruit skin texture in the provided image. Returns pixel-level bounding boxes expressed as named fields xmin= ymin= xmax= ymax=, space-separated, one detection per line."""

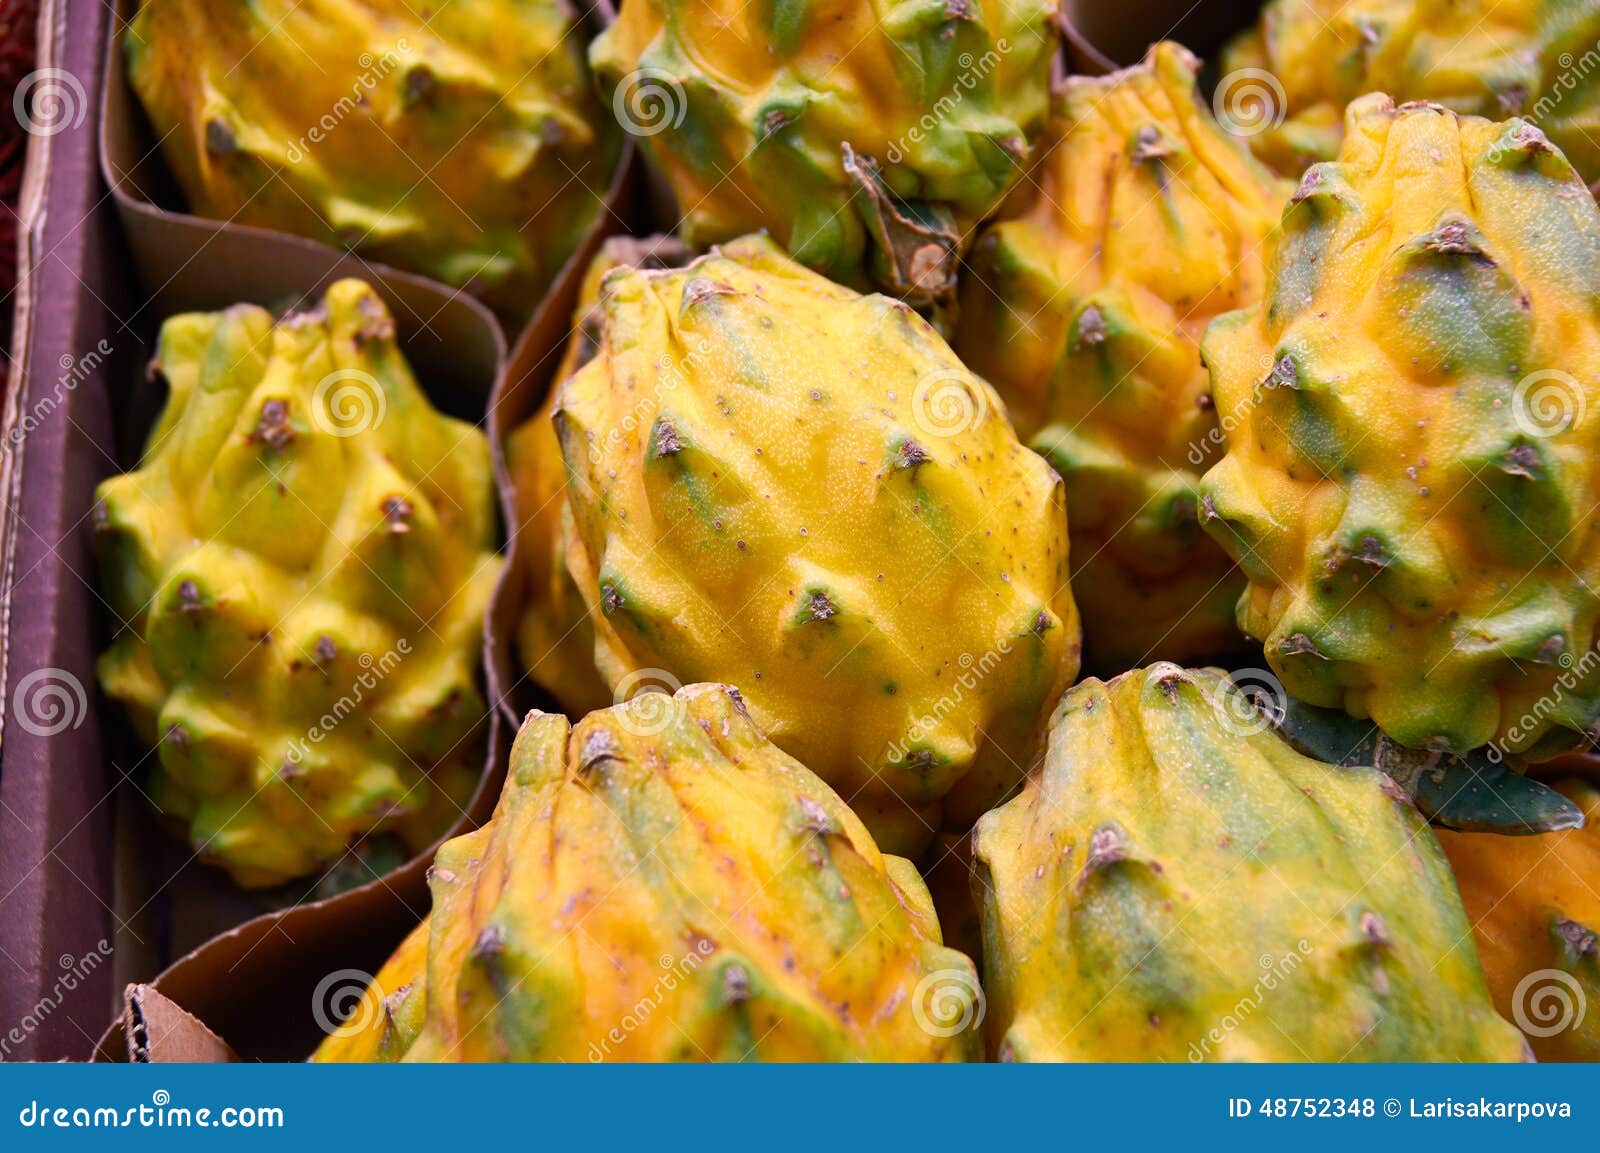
xmin=94 ymin=280 xmax=502 ymax=888
xmin=315 ymin=683 xmax=982 ymax=1061
xmin=973 ymin=664 xmax=1531 ymax=1063
xmin=1438 ymin=779 xmax=1600 ymax=1062
xmin=506 ymin=236 xmax=691 ymax=717
xmin=554 ymin=235 xmax=1079 ymax=856
xmin=1223 ymin=0 xmax=1600 ymax=187
xmin=589 ymin=0 xmax=1056 ymax=307
xmin=124 ymin=0 xmax=618 ymax=320
xmin=1198 ymin=97 xmax=1600 ymax=758
xmin=956 ymin=42 xmax=1286 ymax=672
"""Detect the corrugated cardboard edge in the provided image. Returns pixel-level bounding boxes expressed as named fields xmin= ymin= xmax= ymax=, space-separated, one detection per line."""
xmin=89 ymin=1 xmax=634 ymax=1061
xmin=124 ymin=984 xmax=236 ymax=1063
xmin=1057 ymin=0 xmax=1262 ymax=74
xmin=1055 ymin=1 xmax=1116 ymax=75
xmin=0 ymin=0 xmax=122 ymax=1062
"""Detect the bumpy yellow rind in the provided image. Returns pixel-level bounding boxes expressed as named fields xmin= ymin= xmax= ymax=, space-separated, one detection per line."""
xmin=1439 ymin=779 xmax=1600 ymax=1062
xmin=125 ymin=0 xmax=618 ymax=320
xmin=313 ymin=684 xmax=982 ymax=1062
xmin=95 ymin=280 xmax=501 ymax=887
xmin=975 ymin=664 xmax=1531 ymax=1062
xmin=1199 ymin=97 xmax=1600 ymax=756
xmin=555 ymin=235 xmax=1080 ymax=856
xmin=958 ymin=42 xmax=1287 ymax=672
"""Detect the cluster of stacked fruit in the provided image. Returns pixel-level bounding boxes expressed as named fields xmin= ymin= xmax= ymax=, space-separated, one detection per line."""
xmin=99 ymin=0 xmax=1598 ymax=1061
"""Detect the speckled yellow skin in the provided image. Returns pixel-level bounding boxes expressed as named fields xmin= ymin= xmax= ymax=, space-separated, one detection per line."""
xmin=974 ymin=664 xmax=1530 ymax=1062
xmin=1225 ymin=0 xmax=1600 ymax=187
xmin=957 ymin=43 xmax=1285 ymax=673
xmin=506 ymin=237 xmax=691 ymax=717
xmin=1439 ymin=780 xmax=1600 ymax=1062
xmin=590 ymin=0 xmax=1055 ymax=300
xmin=554 ymin=235 xmax=1079 ymax=856
xmin=125 ymin=0 xmax=618 ymax=320
xmin=315 ymin=684 xmax=981 ymax=1061
xmin=94 ymin=281 xmax=502 ymax=888
xmin=1199 ymin=98 xmax=1600 ymax=757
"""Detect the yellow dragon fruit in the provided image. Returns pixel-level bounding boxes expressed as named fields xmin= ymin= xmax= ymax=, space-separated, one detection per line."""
xmin=957 ymin=42 xmax=1287 ymax=672
xmin=590 ymin=0 xmax=1057 ymax=309
xmin=552 ymin=234 xmax=1079 ymax=856
xmin=1222 ymin=0 xmax=1600 ymax=187
xmin=124 ymin=0 xmax=619 ymax=320
xmin=94 ymin=281 xmax=501 ymax=887
xmin=1199 ymin=97 xmax=1600 ymax=758
xmin=313 ymin=685 xmax=982 ymax=1061
xmin=975 ymin=664 xmax=1531 ymax=1062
